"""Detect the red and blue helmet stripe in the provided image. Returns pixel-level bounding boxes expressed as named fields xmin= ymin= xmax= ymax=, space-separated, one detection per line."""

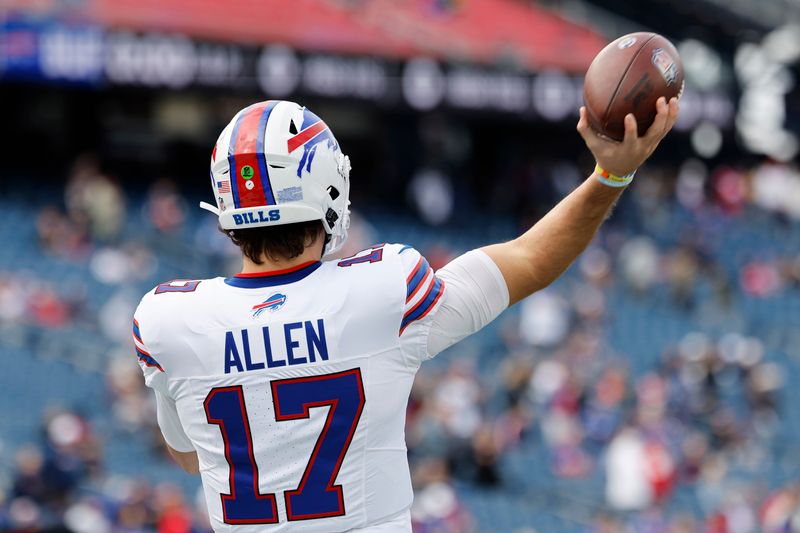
xmin=227 ymin=101 xmax=279 ymax=209
xmin=288 ymin=108 xmax=338 ymax=178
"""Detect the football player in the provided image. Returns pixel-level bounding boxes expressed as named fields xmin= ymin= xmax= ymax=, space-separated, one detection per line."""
xmin=134 ymin=97 xmax=679 ymax=532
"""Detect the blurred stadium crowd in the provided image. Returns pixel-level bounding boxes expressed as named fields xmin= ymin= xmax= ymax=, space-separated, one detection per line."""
xmin=1 ymin=151 xmax=799 ymax=532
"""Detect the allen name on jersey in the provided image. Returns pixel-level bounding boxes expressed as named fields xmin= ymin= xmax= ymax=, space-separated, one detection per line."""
xmin=224 ymin=317 xmax=329 ymax=373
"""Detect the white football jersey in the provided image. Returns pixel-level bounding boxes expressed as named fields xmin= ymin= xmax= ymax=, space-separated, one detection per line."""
xmin=133 ymin=244 xmax=448 ymax=532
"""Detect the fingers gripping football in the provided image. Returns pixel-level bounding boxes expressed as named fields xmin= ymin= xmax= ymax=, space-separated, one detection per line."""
xmin=577 ymin=97 xmax=679 ymax=177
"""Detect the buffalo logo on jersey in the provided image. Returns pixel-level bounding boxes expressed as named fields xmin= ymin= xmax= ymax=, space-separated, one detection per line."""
xmin=252 ymin=293 xmax=287 ymax=317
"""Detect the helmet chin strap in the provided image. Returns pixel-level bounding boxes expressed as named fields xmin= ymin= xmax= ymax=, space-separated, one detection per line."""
xmin=199 ymin=201 xmax=220 ymax=215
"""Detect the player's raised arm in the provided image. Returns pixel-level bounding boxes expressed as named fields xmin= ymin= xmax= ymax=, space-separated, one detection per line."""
xmin=482 ymin=96 xmax=679 ymax=305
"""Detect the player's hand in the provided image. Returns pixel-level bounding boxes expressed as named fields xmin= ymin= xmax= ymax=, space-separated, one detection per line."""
xmin=577 ymin=96 xmax=679 ymax=177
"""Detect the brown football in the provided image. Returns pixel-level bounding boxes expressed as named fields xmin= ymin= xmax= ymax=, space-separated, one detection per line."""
xmin=583 ymin=32 xmax=684 ymax=141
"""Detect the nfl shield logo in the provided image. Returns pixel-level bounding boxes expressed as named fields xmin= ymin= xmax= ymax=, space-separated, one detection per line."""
xmin=651 ymin=48 xmax=679 ymax=86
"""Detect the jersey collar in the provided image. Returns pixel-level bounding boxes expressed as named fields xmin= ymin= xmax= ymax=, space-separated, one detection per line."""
xmin=224 ymin=261 xmax=322 ymax=288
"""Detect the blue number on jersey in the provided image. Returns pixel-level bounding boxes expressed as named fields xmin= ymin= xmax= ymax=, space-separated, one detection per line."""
xmin=337 ymin=244 xmax=385 ymax=267
xmin=204 ymin=386 xmax=279 ymax=524
xmin=204 ymin=369 xmax=366 ymax=524
xmin=272 ymin=368 xmax=365 ymax=520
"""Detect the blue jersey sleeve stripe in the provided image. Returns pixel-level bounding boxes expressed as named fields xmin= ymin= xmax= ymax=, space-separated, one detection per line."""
xmin=400 ymin=276 xmax=444 ymax=333
xmin=133 ymin=319 xmax=143 ymax=344
xmin=406 ymin=257 xmax=430 ymax=299
xmin=406 ymin=266 xmax=433 ymax=304
xmin=404 ymin=275 xmax=442 ymax=322
xmin=136 ymin=347 xmax=164 ymax=372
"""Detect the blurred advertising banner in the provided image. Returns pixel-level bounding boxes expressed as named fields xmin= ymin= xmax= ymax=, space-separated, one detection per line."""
xmin=0 ymin=18 xmax=103 ymax=83
xmin=0 ymin=17 xmax=733 ymax=129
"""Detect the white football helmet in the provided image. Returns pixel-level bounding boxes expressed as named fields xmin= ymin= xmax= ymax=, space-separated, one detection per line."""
xmin=200 ymin=100 xmax=351 ymax=256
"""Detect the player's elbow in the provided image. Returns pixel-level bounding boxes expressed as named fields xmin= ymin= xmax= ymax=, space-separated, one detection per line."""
xmin=167 ymin=446 xmax=200 ymax=474
xmin=489 ymin=243 xmax=555 ymax=305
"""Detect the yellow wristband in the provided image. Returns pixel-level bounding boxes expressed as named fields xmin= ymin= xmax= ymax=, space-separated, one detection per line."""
xmin=595 ymin=164 xmax=636 ymax=187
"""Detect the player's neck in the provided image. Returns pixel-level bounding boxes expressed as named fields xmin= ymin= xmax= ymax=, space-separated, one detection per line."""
xmin=240 ymin=242 xmax=324 ymax=275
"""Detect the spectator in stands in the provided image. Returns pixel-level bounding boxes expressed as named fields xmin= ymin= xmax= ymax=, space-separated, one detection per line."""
xmin=28 ymin=284 xmax=73 ymax=329
xmin=618 ymin=236 xmax=660 ymax=296
xmin=11 ymin=446 xmax=50 ymax=505
xmin=36 ymin=205 xmax=91 ymax=260
xmin=145 ymin=179 xmax=187 ymax=234
xmin=411 ymin=458 xmax=473 ymax=533
xmin=605 ymin=426 xmax=652 ymax=510
xmin=65 ymin=154 xmax=126 ymax=243
xmin=0 ymin=274 xmax=27 ymax=324
xmin=153 ymin=483 xmax=193 ymax=533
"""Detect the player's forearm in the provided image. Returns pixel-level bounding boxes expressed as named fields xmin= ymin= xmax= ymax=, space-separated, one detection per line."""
xmin=482 ymin=98 xmax=678 ymax=306
xmin=483 ymin=174 xmax=624 ymax=305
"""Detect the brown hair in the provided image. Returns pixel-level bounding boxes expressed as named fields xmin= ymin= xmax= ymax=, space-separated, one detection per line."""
xmin=223 ymin=221 xmax=324 ymax=264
